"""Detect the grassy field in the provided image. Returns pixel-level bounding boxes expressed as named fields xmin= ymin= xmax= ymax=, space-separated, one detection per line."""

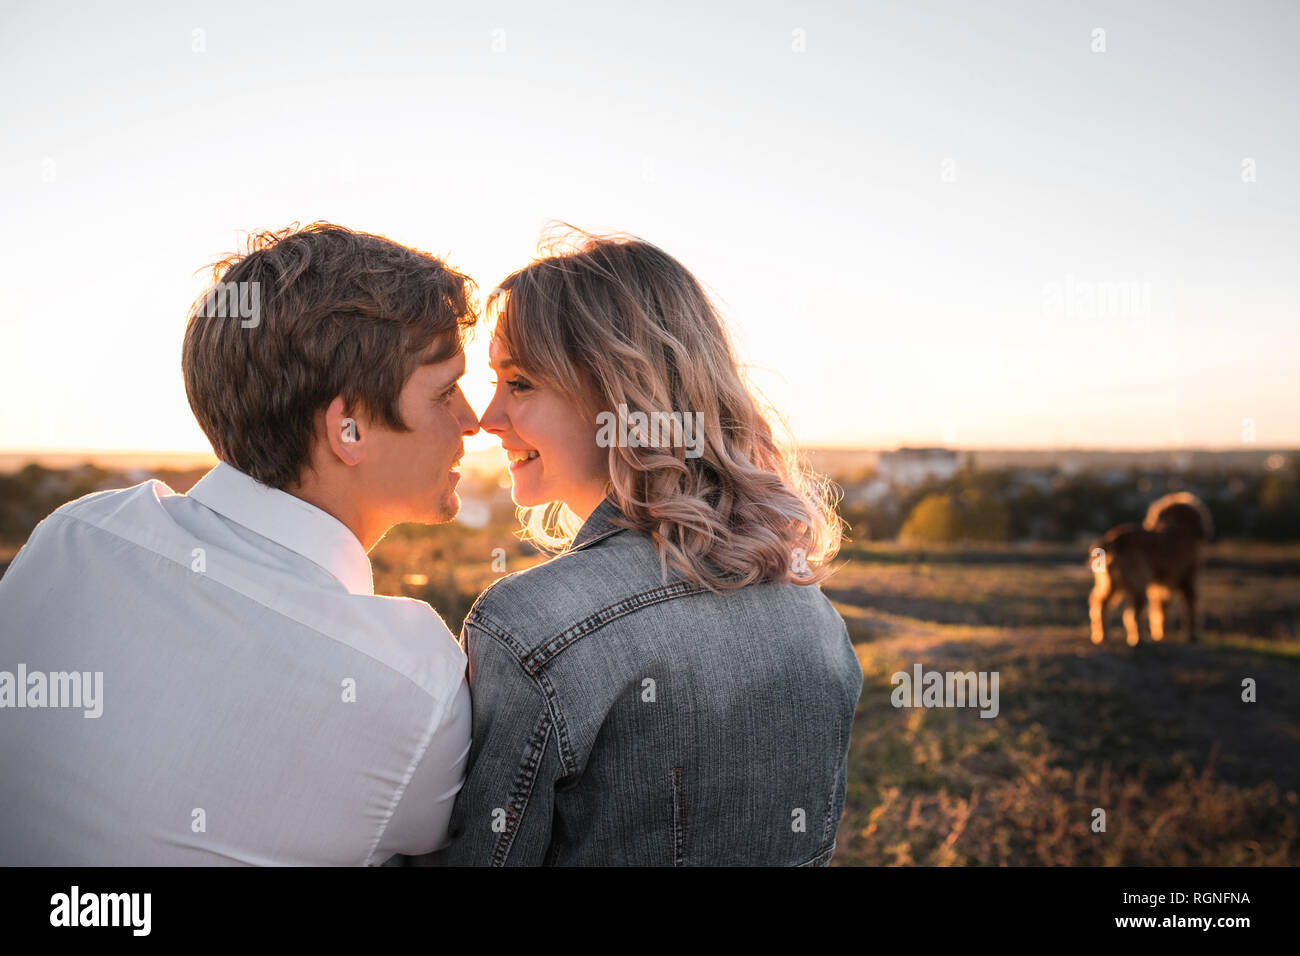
xmin=824 ymin=543 xmax=1300 ymax=865
xmin=367 ymin=531 xmax=1300 ymax=865
xmin=4 ymin=494 xmax=1297 ymax=866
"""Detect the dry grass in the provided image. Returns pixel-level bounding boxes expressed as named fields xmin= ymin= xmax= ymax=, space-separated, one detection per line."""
xmin=368 ymin=533 xmax=1300 ymax=865
xmin=828 ymin=545 xmax=1300 ymax=866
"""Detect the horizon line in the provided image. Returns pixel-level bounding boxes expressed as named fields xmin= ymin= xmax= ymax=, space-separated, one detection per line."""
xmin=0 ymin=444 xmax=1295 ymax=459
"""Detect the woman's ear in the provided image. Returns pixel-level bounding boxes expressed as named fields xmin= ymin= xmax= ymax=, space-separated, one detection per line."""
xmin=324 ymin=395 xmax=366 ymax=466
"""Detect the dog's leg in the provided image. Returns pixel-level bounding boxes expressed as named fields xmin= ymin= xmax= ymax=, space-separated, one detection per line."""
xmin=1181 ymin=574 xmax=1198 ymax=643
xmin=1124 ymin=589 xmax=1147 ymax=646
xmin=1147 ymin=586 xmax=1166 ymax=642
xmin=1089 ymin=572 xmax=1112 ymax=644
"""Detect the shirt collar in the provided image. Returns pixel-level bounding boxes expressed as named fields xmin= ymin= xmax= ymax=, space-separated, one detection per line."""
xmin=187 ymin=462 xmax=375 ymax=596
xmin=570 ymin=494 xmax=630 ymax=551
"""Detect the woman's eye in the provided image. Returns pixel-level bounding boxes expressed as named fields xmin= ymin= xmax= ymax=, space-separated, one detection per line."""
xmin=489 ymin=378 xmax=533 ymax=393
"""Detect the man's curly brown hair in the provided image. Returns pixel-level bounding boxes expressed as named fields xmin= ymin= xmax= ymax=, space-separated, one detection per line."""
xmin=182 ymin=221 xmax=477 ymax=489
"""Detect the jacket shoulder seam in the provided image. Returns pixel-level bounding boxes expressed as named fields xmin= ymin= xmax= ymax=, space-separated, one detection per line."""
xmin=465 ymin=610 xmax=578 ymax=778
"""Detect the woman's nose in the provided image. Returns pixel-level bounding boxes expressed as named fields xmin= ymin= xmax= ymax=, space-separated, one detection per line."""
xmin=478 ymin=392 xmax=508 ymax=435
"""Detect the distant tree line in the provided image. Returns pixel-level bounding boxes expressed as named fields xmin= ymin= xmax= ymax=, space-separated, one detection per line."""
xmin=0 ymin=464 xmax=210 ymax=543
xmin=837 ymin=463 xmax=1300 ymax=545
xmin=2 ymin=460 xmax=1298 ymax=550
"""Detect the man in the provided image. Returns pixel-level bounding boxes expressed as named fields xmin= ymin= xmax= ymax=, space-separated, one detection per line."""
xmin=0 ymin=222 xmax=480 ymax=865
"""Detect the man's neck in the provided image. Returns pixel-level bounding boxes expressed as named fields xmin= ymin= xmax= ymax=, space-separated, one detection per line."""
xmin=285 ymin=476 xmax=384 ymax=553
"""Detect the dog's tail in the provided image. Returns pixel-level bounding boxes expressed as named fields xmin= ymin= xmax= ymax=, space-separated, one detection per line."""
xmin=1087 ymin=529 xmax=1116 ymax=573
xmin=1087 ymin=544 xmax=1107 ymax=573
xmin=1143 ymin=491 xmax=1214 ymax=541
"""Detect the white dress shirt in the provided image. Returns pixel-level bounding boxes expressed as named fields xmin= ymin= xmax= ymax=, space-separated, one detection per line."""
xmin=0 ymin=462 xmax=471 ymax=865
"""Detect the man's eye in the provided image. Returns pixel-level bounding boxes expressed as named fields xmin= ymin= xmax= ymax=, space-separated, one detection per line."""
xmin=437 ymin=386 xmax=457 ymax=403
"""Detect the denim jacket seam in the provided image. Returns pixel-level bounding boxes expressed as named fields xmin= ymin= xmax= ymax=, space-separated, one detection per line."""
xmin=464 ymin=607 xmax=535 ymax=663
xmin=822 ymin=715 xmax=843 ymax=846
xmin=671 ymin=766 xmax=687 ymax=866
xmin=492 ymin=706 xmax=554 ymax=866
xmin=471 ymin=586 xmax=710 ymax=779
xmin=460 ymin=613 xmax=566 ymax=864
xmin=467 ymin=609 xmax=580 ymax=778
xmin=532 ymin=667 xmax=577 ymax=776
xmin=796 ymin=840 xmax=837 ymax=867
xmin=522 ymin=580 xmax=710 ymax=671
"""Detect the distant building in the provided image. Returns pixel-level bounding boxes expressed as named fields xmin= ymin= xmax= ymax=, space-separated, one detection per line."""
xmin=1012 ymin=469 xmax=1057 ymax=494
xmin=1059 ymin=455 xmax=1084 ymax=477
xmin=877 ymin=447 xmax=963 ymax=487
xmin=842 ymin=476 xmax=893 ymax=507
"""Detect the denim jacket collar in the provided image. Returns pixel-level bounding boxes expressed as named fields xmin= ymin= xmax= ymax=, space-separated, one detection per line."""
xmin=570 ymin=494 xmax=629 ymax=552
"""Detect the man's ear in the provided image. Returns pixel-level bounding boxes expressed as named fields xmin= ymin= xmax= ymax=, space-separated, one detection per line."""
xmin=324 ymin=395 xmax=366 ymax=466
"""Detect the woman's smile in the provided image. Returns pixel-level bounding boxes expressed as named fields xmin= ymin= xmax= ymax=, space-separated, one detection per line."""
xmin=505 ymin=448 xmax=540 ymax=470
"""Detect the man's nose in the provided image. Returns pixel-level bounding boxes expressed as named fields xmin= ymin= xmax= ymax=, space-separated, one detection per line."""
xmin=457 ymin=392 xmax=481 ymax=436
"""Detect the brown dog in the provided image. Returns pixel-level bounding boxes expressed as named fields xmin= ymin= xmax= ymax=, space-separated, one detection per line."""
xmin=1088 ymin=492 xmax=1213 ymax=646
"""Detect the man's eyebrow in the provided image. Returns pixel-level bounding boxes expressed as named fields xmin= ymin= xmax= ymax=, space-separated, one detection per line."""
xmin=420 ymin=355 xmax=466 ymax=368
xmin=424 ymin=360 xmax=467 ymax=391
xmin=434 ymin=374 xmax=461 ymax=391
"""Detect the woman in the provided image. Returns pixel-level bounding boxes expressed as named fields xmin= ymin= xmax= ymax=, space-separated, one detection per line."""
xmin=433 ymin=227 xmax=862 ymax=866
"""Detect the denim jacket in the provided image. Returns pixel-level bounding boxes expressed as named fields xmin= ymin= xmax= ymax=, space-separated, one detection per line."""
xmin=425 ymin=495 xmax=863 ymax=866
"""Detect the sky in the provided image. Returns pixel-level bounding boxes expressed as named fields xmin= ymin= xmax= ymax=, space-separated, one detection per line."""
xmin=1 ymin=0 xmax=1297 ymax=455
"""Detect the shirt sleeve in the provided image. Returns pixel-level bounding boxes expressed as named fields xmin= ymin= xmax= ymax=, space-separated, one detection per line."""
xmin=419 ymin=615 xmax=562 ymax=866
xmin=371 ymin=672 xmax=472 ymax=862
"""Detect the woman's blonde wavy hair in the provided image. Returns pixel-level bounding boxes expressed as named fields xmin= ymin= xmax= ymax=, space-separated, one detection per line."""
xmin=489 ymin=225 xmax=844 ymax=591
